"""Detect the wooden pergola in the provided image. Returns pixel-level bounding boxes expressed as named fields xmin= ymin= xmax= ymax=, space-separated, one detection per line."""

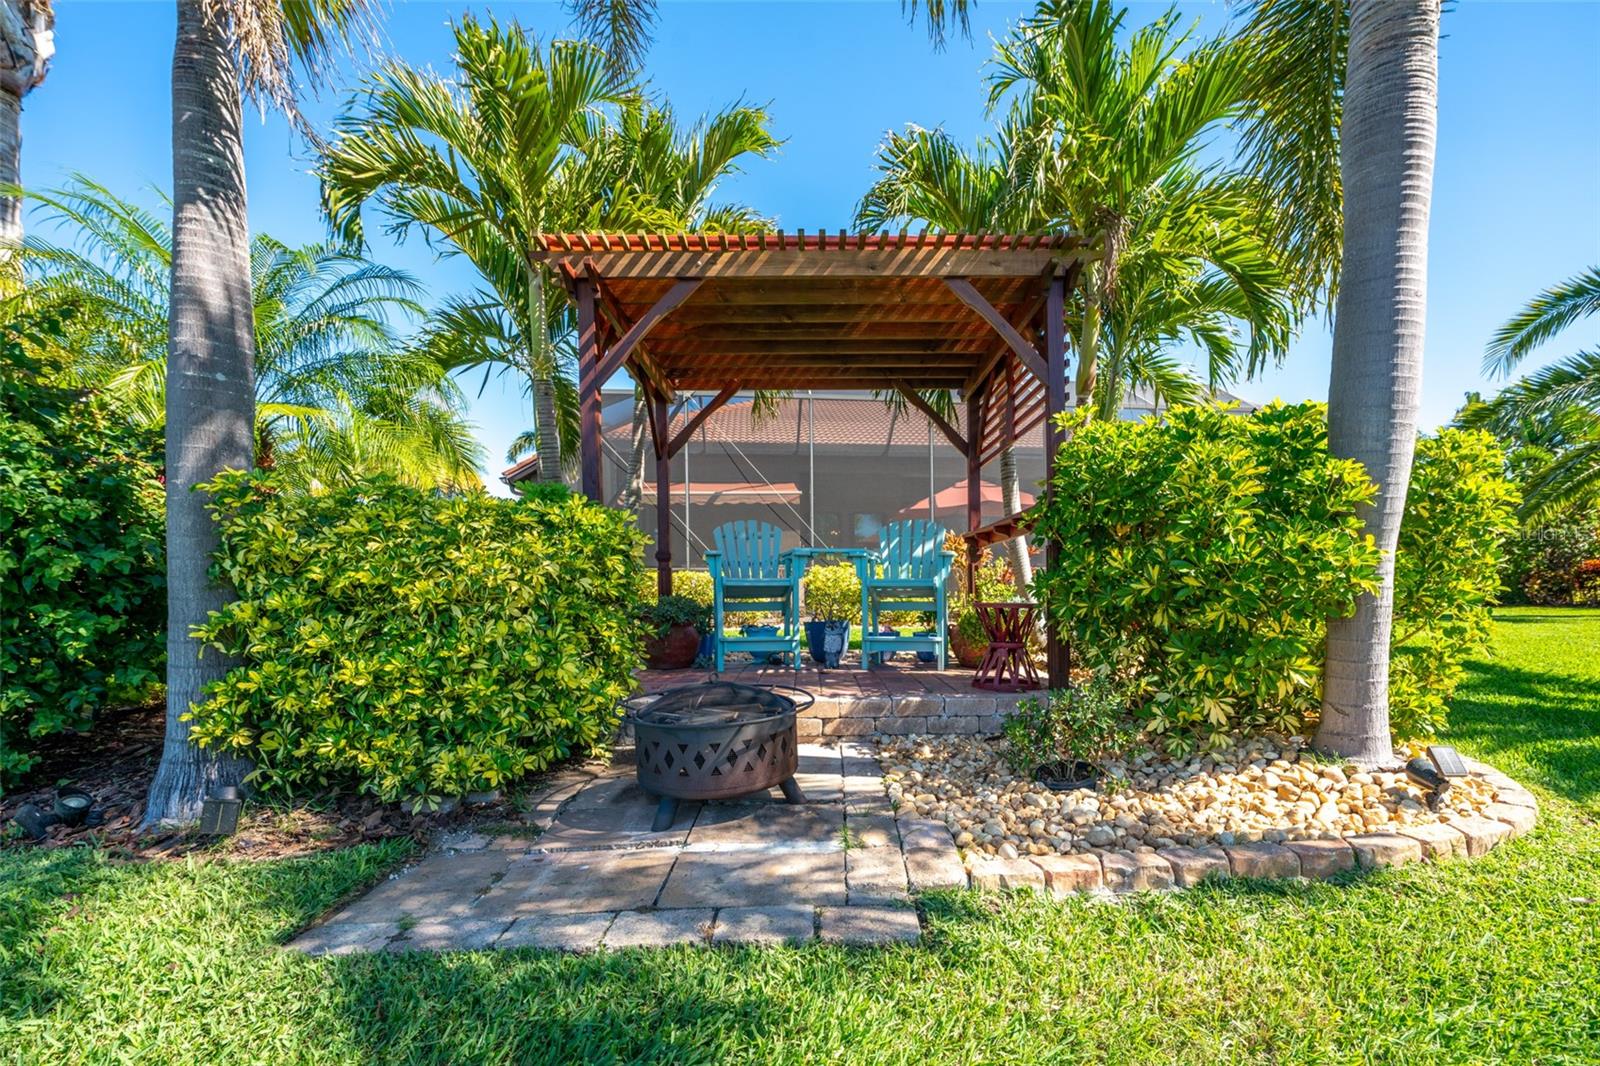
xmin=535 ymin=231 xmax=1092 ymax=683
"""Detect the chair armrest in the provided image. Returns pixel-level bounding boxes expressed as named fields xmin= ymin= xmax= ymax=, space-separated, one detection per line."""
xmin=778 ymin=549 xmax=808 ymax=580
xmin=935 ymin=550 xmax=956 ymax=581
xmin=705 ymin=551 xmax=723 ymax=579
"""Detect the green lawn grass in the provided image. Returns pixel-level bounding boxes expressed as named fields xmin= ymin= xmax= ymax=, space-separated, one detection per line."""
xmin=4 ymin=608 xmax=1597 ymax=1065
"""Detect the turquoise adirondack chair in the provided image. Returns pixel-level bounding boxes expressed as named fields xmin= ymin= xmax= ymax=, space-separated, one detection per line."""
xmin=706 ymin=521 xmax=805 ymax=671
xmin=856 ymin=520 xmax=954 ymax=670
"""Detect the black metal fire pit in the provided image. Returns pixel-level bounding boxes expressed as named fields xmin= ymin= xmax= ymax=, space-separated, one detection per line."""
xmin=625 ymin=681 xmax=813 ymax=830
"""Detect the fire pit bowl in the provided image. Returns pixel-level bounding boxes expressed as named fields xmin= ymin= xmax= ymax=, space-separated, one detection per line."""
xmin=624 ymin=681 xmax=814 ymax=830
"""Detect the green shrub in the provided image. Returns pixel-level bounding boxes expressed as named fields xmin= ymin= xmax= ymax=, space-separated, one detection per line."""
xmin=515 ymin=481 xmax=573 ymax=505
xmin=802 ymin=561 xmax=861 ymax=622
xmin=1500 ymin=517 xmax=1600 ymax=605
xmin=1389 ymin=429 xmax=1520 ymax=739
xmin=187 ymin=472 xmax=648 ymax=802
xmin=0 ymin=313 xmax=165 ymax=789
xmin=1033 ymin=403 xmax=1380 ymax=754
xmin=672 ymin=569 xmax=714 ymax=606
xmin=643 ymin=594 xmax=711 ymax=637
xmin=1002 ymin=678 xmax=1139 ymax=773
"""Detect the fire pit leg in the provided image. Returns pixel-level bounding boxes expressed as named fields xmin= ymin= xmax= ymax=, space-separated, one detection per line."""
xmin=778 ymin=776 xmax=806 ymax=805
xmin=651 ymin=796 xmax=680 ymax=832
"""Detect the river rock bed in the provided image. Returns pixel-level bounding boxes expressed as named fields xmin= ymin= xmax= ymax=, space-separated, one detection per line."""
xmin=877 ymin=734 xmax=1503 ymax=859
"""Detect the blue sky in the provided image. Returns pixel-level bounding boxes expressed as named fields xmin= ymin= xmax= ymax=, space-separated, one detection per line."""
xmin=23 ymin=1 xmax=1600 ymax=491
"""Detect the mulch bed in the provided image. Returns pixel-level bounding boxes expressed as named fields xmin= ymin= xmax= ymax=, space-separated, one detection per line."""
xmin=1 ymin=702 xmax=554 ymax=862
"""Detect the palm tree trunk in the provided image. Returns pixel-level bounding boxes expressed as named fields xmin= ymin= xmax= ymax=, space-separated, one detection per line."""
xmin=1315 ymin=0 xmax=1439 ymax=765
xmin=998 ymin=443 xmax=1032 ymax=590
xmin=143 ymin=0 xmax=255 ymax=827
xmin=618 ymin=385 xmax=647 ymax=509
xmin=526 ymin=263 xmax=564 ymax=483
xmin=0 ymin=88 xmax=19 ymax=257
xmin=1075 ymin=264 xmax=1102 ymax=409
xmin=0 ymin=0 xmax=55 ymax=276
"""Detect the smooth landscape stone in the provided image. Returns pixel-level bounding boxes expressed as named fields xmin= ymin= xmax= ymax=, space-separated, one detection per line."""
xmin=1347 ymin=833 xmax=1424 ymax=870
xmin=1399 ymin=821 xmax=1468 ymax=860
xmin=1484 ymin=802 xmax=1537 ymax=837
xmin=687 ymin=803 xmax=843 ymax=849
xmin=1283 ymin=839 xmax=1356 ymax=879
xmin=290 ymin=921 xmax=397 ymax=956
xmin=657 ymin=848 xmax=847 ymax=908
xmin=1224 ymin=842 xmax=1301 ymax=880
xmin=1449 ymin=814 xmax=1513 ymax=857
xmin=711 ymin=905 xmax=817 ymax=946
xmin=1156 ymin=846 xmax=1230 ymax=888
xmin=387 ymin=918 xmax=509 ymax=953
xmin=846 ymin=813 xmax=901 ymax=849
xmin=818 ymin=906 xmax=921 ymax=946
xmin=475 ymin=848 xmax=677 ymax=917
xmin=845 ymin=846 xmax=910 ymax=904
xmin=966 ymin=855 xmax=1047 ymax=892
xmin=1099 ymin=850 xmax=1173 ymax=893
xmin=903 ymin=843 xmax=969 ymax=891
xmin=1030 ymin=852 xmax=1105 ymax=896
xmin=604 ymin=909 xmax=716 ymax=949
xmin=495 ymin=912 xmax=616 ymax=953
xmin=332 ymin=852 xmax=510 ymax=924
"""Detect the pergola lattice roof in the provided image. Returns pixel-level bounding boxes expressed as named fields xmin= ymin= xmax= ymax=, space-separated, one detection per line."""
xmin=536 ymin=231 xmax=1092 ymax=464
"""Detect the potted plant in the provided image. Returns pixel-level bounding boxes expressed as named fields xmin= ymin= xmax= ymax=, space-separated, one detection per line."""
xmin=802 ymin=561 xmax=860 ymax=667
xmin=1001 ymin=677 xmax=1139 ymax=791
xmin=948 ymin=604 xmax=988 ymax=668
xmin=641 ymin=594 xmax=711 ymax=670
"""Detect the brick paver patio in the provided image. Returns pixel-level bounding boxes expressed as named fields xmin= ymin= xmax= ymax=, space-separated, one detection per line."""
xmin=291 ymin=741 xmax=963 ymax=955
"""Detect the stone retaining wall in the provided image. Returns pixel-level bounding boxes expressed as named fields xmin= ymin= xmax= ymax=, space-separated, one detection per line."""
xmin=800 ymin=692 xmax=1026 ymax=738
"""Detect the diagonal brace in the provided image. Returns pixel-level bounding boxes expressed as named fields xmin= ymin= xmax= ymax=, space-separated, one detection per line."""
xmin=945 ymin=277 xmax=1047 ymax=386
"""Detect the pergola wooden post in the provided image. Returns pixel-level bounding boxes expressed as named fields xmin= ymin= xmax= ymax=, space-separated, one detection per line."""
xmin=546 ymin=232 xmax=1091 ymax=633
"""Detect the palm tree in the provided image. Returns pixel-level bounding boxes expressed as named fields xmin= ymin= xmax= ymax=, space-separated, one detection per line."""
xmin=148 ymin=0 xmax=374 ymax=827
xmin=0 ymin=0 xmax=52 ymax=266
xmin=1472 ymin=267 xmax=1600 ymax=516
xmin=1242 ymin=0 xmax=1442 ymax=763
xmin=565 ymin=0 xmax=973 ymax=75
xmin=858 ymin=7 xmax=1294 ymax=587
xmin=856 ymin=122 xmax=1041 ymax=588
xmin=13 ymin=177 xmax=480 ymax=489
xmin=565 ymin=97 xmax=776 ymax=502
xmin=321 ymin=16 xmax=632 ymax=485
xmin=985 ymin=0 xmax=1277 ymax=408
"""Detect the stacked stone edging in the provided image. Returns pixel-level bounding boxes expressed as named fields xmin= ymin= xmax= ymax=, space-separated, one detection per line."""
xmin=916 ymin=754 xmax=1539 ymax=897
xmin=801 ymin=692 xmax=1023 ymax=738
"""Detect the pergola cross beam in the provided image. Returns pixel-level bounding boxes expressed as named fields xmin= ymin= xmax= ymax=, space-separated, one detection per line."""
xmin=944 ymin=277 xmax=1048 ymax=386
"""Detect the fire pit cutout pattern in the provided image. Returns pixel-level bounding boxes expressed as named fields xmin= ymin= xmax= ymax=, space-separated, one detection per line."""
xmin=628 ymin=681 xmax=810 ymax=830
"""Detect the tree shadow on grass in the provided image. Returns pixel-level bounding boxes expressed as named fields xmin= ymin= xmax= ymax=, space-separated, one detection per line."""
xmin=1448 ymin=658 xmax=1600 ymax=808
xmin=321 ymin=940 xmax=786 ymax=1065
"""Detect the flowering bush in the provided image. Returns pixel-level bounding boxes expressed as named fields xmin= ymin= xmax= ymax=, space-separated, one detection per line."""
xmin=1501 ymin=519 xmax=1600 ymax=605
xmin=187 ymin=472 xmax=647 ymax=802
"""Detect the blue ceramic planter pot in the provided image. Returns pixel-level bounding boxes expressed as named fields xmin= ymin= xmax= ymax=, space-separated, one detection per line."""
xmin=805 ymin=620 xmax=851 ymax=667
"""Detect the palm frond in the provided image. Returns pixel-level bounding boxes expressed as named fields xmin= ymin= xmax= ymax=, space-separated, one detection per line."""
xmin=1484 ymin=266 xmax=1600 ymax=376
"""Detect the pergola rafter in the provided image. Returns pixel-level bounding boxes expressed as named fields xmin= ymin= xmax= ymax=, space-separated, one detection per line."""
xmin=535 ymin=230 xmax=1093 ymax=685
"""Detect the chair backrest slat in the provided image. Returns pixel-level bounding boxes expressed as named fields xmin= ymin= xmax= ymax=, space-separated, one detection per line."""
xmin=878 ymin=520 xmax=946 ymax=580
xmin=713 ymin=520 xmax=785 ymax=579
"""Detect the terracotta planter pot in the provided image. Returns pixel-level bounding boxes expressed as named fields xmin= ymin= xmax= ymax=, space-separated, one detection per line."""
xmin=948 ymin=624 xmax=987 ymax=669
xmin=645 ymin=623 xmax=701 ymax=670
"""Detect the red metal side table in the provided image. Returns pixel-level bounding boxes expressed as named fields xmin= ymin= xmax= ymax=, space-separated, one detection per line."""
xmin=971 ymin=601 xmax=1042 ymax=692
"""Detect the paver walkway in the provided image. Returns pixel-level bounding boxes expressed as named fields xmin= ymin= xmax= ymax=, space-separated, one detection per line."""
xmin=291 ymin=742 xmax=965 ymax=955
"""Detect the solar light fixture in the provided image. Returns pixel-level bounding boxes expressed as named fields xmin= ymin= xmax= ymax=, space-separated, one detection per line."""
xmin=53 ymin=787 xmax=93 ymax=827
xmin=198 ymin=786 xmax=243 ymax=837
